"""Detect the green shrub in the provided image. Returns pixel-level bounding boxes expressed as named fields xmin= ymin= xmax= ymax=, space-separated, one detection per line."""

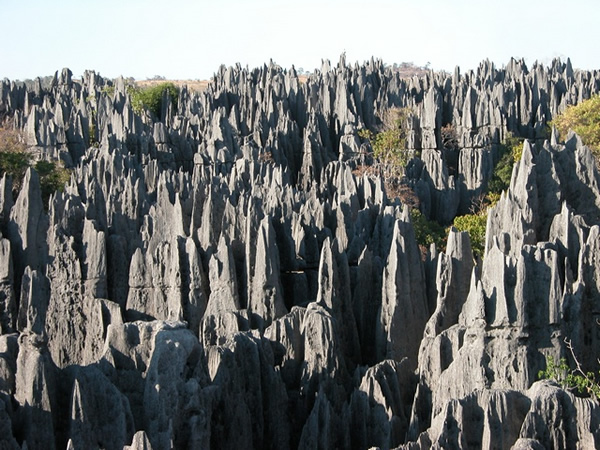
xmin=538 ymin=355 xmax=600 ymax=399
xmin=411 ymin=209 xmax=447 ymax=254
xmin=357 ymin=128 xmax=374 ymax=142
xmin=456 ymin=135 xmax=524 ymax=259
xmin=488 ymin=151 xmax=513 ymax=196
xmin=0 ymin=125 xmax=71 ymax=204
xmin=128 ymin=82 xmax=179 ymax=118
xmin=101 ymin=85 xmax=115 ymax=96
xmin=35 ymin=160 xmax=71 ymax=205
xmin=375 ymin=107 xmax=412 ymax=167
xmin=487 ymin=134 xmax=524 ymax=202
xmin=0 ymin=151 xmax=31 ymax=188
xmin=88 ymin=122 xmax=98 ymax=148
xmin=552 ymin=94 xmax=600 ymax=160
xmin=358 ymin=107 xmax=413 ymax=176
xmin=452 ymin=213 xmax=487 ymax=259
xmin=373 ymin=127 xmax=406 ymax=166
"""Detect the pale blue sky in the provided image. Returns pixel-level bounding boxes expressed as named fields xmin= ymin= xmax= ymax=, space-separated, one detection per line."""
xmin=2 ymin=0 xmax=599 ymax=81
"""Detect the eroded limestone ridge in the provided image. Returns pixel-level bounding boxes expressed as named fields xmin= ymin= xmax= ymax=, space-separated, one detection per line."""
xmin=0 ymin=57 xmax=598 ymax=449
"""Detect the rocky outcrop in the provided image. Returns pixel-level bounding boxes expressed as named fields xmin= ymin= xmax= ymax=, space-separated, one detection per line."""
xmin=0 ymin=57 xmax=599 ymax=448
xmin=377 ymin=209 xmax=429 ymax=370
xmin=14 ymin=332 xmax=58 ymax=449
xmin=406 ymin=381 xmax=600 ymax=449
xmin=407 ymin=131 xmax=600 ymax=448
xmin=66 ymin=365 xmax=134 ymax=450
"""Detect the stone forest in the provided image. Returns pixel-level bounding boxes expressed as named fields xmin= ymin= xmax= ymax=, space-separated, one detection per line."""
xmin=0 ymin=55 xmax=599 ymax=448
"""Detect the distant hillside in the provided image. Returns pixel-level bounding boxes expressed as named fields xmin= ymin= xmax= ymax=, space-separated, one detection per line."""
xmin=135 ymin=78 xmax=210 ymax=92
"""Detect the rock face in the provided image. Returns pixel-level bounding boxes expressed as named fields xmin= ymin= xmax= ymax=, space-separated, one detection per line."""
xmin=0 ymin=58 xmax=599 ymax=448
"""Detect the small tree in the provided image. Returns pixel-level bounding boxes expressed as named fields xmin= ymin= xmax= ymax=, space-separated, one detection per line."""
xmin=358 ymin=107 xmax=414 ymax=178
xmin=452 ymin=213 xmax=487 ymax=259
xmin=374 ymin=107 xmax=413 ymax=169
xmin=411 ymin=209 xmax=447 ymax=256
xmin=128 ymin=82 xmax=179 ymax=118
xmin=538 ymin=339 xmax=600 ymax=401
xmin=35 ymin=160 xmax=71 ymax=206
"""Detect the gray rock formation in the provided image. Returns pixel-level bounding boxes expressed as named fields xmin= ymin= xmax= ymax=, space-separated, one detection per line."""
xmin=66 ymin=365 xmax=134 ymax=450
xmin=377 ymin=208 xmax=429 ymax=370
xmin=0 ymin=57 xmax=599 ymax=448
xmin=15 ymin=332 xmax=58 ymax=449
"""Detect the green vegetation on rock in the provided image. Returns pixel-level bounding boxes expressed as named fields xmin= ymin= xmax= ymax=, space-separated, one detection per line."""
xmin=441 ymin=134 xmax=525 ymax=260
xmin=452 ymin=213 xmax=487 ymax=259
xmin=358 ymin=107 xmax=414 ymax=176
xmin=0 ymin=126 xmax=32 ymax=193
xmin=411 ymin=209 xmax=447 ymax=254
xmin=101 ymin=85 xmax=115 ymax=97
xmin=0 ymin=124 xmax=71 ymax=206
xmin=410 ymin=208 xmax=487 ymax=260
xmin=487 ymin=134 xmax=524 ymax=203
xmin=34 ymin=159 xmax=71 ymax=205
xmin=128 ymin=82 xmax=179 ymax=118
xmin=539 ymin=354 xmax=600 ymax=400
xmin=552 ymin=94 xmax=600 ymax=160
